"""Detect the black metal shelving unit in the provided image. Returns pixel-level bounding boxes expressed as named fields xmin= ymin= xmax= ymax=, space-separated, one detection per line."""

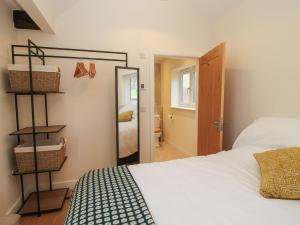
xmin=10 ymin=39 xmax=128 ymax=216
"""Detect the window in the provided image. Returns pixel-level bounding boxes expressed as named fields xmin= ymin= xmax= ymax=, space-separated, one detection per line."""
xmin=130 ymin=76 xmax=137 ymax=101
xmin=171 ymin=65 xmax=196 ymax=110
xmin=120 ymin=73 xmax=137 ymax=106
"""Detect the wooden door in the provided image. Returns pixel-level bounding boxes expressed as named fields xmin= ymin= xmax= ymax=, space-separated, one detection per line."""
xmin=198 ymin=43 xmax=225 ymax=156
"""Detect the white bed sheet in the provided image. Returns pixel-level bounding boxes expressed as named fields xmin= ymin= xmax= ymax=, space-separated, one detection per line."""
xmin=119 ymin=118 xmax=137 ymax=158
xmin=129 ymin=146 xmax=300 ymax=225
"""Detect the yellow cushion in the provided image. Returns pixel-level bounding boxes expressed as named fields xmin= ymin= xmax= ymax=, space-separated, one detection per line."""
xmin=254 ymin=147 xmax=300 ymax=200
xmin=118 ymin=111 xmax=133 ymax=122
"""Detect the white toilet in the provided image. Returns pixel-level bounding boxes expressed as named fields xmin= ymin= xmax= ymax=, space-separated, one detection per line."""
xmin=154 ymin=114 xmax=162 ymax=147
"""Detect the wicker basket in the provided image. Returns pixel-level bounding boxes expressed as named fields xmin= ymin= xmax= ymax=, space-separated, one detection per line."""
xmin=9 ymin=70 xmax=60 ymax=92
xmin=14 ymin=138 xmax=66 ymax=173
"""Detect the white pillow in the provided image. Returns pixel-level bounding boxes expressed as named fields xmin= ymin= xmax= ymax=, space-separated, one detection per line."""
xmin=233 ymin=117 xmax=300 ymax=149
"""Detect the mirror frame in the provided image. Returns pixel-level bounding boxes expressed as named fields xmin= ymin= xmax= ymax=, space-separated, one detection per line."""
xmin=115 ymin=66 xmax=140 ymax=165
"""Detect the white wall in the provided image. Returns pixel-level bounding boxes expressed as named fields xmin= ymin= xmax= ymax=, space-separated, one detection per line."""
xmin=3 ymin=0 xmax=300 ymax=214
xmin=159 ymin=58 xmax=198 ymax=156
xmin=211 ymin=0 xmax=300 ymax=149
xmin=12 ymin=0 xmax=210 ymax=208
xmin=0 ymin=1 xmax=19 ymax=214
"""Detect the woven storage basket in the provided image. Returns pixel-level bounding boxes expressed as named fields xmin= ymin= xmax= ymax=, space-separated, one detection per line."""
xmin=15 ymin=139 xmax=66 ymax=173
xmin=9 ymin=70 xmax=60 ymax=92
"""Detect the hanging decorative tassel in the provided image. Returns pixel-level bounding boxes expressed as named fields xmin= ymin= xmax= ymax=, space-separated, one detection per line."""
xmin=74 ymin=62 xmax=88 ymax=78
xmin=89 ymin=63 xmax=96 ymax=79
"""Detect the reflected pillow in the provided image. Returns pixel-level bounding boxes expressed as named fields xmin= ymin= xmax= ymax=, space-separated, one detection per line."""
xmin=119 ymin=103 xmax=137 ymax=117
xmin=119 ymin=111 xmax=133 ymax=122
xmin=254 ymin=147 xmax=300 ymax=200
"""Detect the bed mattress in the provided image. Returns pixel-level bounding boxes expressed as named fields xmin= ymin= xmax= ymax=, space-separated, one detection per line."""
xmin=129 ymin=146 xmax=300 ymax=225
xmin=119 ymin=118 xmax=138 ymax=158
xmin=65 ymin=145 xmax=300 ymax=225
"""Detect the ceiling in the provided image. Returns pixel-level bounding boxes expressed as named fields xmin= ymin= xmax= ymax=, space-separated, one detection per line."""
xmin=188 ymin=0 xmax=244 ymax=21
xmin=4 ymin=0 xmax=244 ymax=22
xmin=4 ymin=0 xmax=21 ymax=10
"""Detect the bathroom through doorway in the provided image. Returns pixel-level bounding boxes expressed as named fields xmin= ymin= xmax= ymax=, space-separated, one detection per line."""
xmin=153 ymin=56 xmax=198 ymax=162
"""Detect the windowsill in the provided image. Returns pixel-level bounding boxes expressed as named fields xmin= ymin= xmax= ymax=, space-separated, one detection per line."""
xmin=170 ymin=106 xmax=196 ymax=111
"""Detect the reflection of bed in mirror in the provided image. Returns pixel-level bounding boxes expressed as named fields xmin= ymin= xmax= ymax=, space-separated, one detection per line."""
xmin=115 ymin=67 xmax=140 ymax=165
xmin=118 ymin=104 xmax=138 ymax=158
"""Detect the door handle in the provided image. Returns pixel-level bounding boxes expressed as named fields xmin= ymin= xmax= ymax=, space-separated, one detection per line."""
xmin=213 ymin=119 xmax=223 ymax=132
xmin=202 ymin=61 xmax=210 ymax=66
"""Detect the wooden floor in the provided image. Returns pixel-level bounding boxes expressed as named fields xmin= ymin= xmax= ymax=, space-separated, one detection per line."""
xmin=19 ymin=199 xmax=69 ymax=225
xmin=154 ymin=142 xmax=190 ymax=162
xmin=19 ymin=189 xmax=68 ymax=215
xmin=19 ymin=190 xmax=71 ymax=225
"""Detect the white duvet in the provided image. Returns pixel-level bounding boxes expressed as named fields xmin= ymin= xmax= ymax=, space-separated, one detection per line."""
xmin=119 ymin=118 xmax=137 ymax=158
xmin=129 ymin=146 xmax=300 ymax=225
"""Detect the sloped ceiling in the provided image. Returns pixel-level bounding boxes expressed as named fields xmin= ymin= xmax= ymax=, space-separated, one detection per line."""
xmin=189 ymin=0 xmax=244 ymax=21
xmin=36 ymin=0 xmax=244 ymax=21
xmin=4 ymin=0 xmax=244 ymax=33
xmin=4 ymin=0 xmax=56 ymax=33
xmin=3 ymin=0 xmax=21 ymax=10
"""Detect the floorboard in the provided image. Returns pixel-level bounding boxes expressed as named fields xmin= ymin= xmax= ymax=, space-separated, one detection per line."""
xmin=19 ymin=190 xmax=72 ymax=225
xmin=155 ymin=142 xmax=191 ymax=162
xmin=19 ymin=199 xmax=69 ymax=225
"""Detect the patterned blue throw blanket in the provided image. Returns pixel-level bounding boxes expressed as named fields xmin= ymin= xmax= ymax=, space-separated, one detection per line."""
xmin=64 ymin=165 xmax=155 ymax=225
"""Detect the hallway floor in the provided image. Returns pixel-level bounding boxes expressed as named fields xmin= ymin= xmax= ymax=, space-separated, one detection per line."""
xmin=154 ymin=142 xmax=190 ymax=162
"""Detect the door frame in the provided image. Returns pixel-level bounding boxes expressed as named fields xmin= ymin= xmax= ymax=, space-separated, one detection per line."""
xmin=149 ymin=50 xmax=202 ymax=162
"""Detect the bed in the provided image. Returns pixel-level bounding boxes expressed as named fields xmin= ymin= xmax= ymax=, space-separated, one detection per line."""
xmin=119 ymin=117 xmax=137 ymax=158
xmin=65 ymin=117 xmax=300 ymax=225
xmin=118 ymin=103 xmax=138 ymax=159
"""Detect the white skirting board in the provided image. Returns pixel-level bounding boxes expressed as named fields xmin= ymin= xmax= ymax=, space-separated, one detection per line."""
xmin=6 ymin=179 xmax=78 ymax=215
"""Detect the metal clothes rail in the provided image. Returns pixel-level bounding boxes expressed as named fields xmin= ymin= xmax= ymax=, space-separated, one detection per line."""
xmin=10 ymin=39 xmax=128 ymax=216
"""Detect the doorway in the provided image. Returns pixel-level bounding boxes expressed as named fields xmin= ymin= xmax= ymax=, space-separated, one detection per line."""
xmin=150 ymin=43 xmax=226 ymax=162
xmin=153 ymin=56 xmax=198 ymax=162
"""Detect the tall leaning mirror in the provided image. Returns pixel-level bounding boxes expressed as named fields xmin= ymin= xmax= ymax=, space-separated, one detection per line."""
xmin=115 ymin=67 xmax=140 ymax=165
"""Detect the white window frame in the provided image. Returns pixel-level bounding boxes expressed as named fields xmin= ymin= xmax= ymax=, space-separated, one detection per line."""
xmin=129 ymin=75 xmax=138 ymax=101
xmin=171 ymin=64 xmax=196 ymax=110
